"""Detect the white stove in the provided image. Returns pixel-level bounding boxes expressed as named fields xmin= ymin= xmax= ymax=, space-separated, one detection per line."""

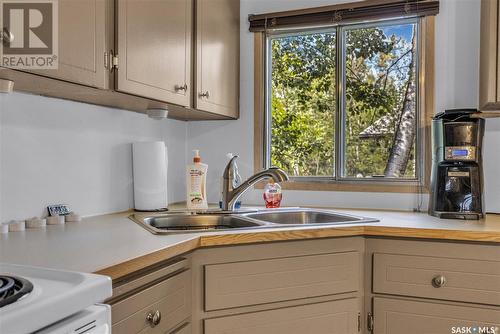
xmin=0 ymin=263 xmax=112 ymax=334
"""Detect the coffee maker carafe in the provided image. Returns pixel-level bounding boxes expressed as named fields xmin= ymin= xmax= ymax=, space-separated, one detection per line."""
xmin=429 ymin=109 xmax=485 ymax=220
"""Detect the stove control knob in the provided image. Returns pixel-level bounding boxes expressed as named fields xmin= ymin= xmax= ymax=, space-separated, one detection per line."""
xmin=146 ymin=310 xmax=162 ymax=327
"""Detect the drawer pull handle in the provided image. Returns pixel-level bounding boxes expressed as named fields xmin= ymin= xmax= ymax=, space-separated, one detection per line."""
xmin=175 ymin=84 xmax=188 ymax=92
xmin=199 ymin=91 xmax=210 ymax=98
xmin=146 ymin=310 xmax=161 ymax=327
xmin=432 ymin=275 xmax=446 ymax=288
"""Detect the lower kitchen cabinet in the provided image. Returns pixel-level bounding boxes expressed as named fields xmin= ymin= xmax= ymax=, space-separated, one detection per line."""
xmin=109 ymin=259 xmax=192 ymax=334
xmin=204 ymin=250 xmax=360 ymax=311
xmin=204 ymin=298 xmax=360 ymax=334
xmin=373 ymin=297 xmax=500 ymax=334
xmin=105 ymin=237 xmax=499 ymax=334
xmin=191 ymin=237 xmax=365 ymax=334
xmin=367 ymin=238 xmax=500 ymax=334
xmin=170 ymin=323 xmax=192 ymax=334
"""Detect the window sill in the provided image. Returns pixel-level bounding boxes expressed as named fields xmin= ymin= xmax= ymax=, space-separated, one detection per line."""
xmin=255 ymin=179 xmax=429 ymax=194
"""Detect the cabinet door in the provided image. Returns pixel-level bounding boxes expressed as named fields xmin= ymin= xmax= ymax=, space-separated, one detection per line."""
xmin=373 ymin=297 xmax=500 ymax=334
xmin=497 ymin=0 xmax=500 ymax=103
xmin=195 ymin=0 xmax=239 ymax=118
xmin=116 ymin=0 xmax=192 ymax=106
xmin=479 ymin=0 xmax=500 ymax=110
xmin=32 ymin=0 xmax=109 ymax=88
xmin=204 ymin=298 xmax=359 ymax=334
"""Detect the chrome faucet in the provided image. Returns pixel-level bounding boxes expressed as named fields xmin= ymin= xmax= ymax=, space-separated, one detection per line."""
xmin=221 ymin=155 xmax=289 ymax=211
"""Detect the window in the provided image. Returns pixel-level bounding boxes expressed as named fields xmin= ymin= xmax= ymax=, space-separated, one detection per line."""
xmin=260 ymin=18 xmax=430 ymax=189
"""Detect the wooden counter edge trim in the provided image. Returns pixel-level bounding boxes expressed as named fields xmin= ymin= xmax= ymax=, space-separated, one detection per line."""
xmin=94 ymin=237 xmax=200 ymax=280
xmin=94 ymin=226 xmax=500 ymax=281
xmin=198 ymin=226 xmax=366 ymax=246
xmin=362 ymin=226 xmax=500 ymax=243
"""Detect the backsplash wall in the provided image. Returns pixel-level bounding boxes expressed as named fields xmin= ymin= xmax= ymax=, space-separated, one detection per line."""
xmin=0 ymin=93 xmax=187 ymax=222
xmin=1 ymin=0 xmax=498 ymax=220
xmin=187 ymin=0 xmax=500 ymax=212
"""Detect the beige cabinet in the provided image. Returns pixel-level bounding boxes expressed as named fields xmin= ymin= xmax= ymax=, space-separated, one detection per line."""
xmin=191 ymin=237 xmax=365 ymax=334
xmin=373 ymin=297 xmax=500 ymax=334
xmin=32 ymin=0 xmax=110 ymax=89
xmin=204 ymin=298 xmax=360 ymax=334
xmin=204 ymin=251 xmax=360 ymax=311
xmin=115 ymin=0 xmax=192 ymax=106
xmin=367 ymin=238 xmax=500 ymax=334
xmin=112 ymin=269 xmax=191 ymax=334
xmin=195 ymin=0 xmax=239 ymax=118
xmin=373 ymin=253 xmax=500 ymax=306
xmin=109 ymin=258 xmax=192 ymax=334
xmin=480 ymin=0 xmax=500 ymax=111
xmin=2 ymin=0 xmax=240 ymax=120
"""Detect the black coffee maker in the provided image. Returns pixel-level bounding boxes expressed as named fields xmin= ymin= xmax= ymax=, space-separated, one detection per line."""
xmin=429 ymin=109 xmax=485 ymax=220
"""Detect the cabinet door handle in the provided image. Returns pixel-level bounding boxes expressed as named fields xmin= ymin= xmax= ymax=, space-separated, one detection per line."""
xmin=175 ymin=84 xmax=187 ymax=92
xmin=146 ymin=310 xmax=161 ymax=327
xmin=199 ymin=91 xmax=210 ymax=98
xmin=432 ymin=275 xmax=446 ymax=288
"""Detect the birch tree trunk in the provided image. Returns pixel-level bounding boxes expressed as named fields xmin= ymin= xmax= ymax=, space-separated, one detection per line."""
xmin=384 ymin=28 xmax=417 ymax=177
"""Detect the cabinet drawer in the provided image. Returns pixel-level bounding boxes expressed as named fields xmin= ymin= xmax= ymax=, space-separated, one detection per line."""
xmin=204 ymin=251 xmax=359 ymax=311
xmin=204 ymin=298 xmax=359 ymax=334
xmin=373 ymin=253 xmax=500 ymax=305
xmin=170 ymin=322 xmax=191 ymax=334
xmin=112 ymin=270 xmax=191 ymax=334
xmin=373 ymin=297 xmax=500 ymax=334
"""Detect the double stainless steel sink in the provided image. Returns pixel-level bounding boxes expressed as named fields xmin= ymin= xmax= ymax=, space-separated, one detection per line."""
xmin=131 ymin=208 xmax=378 ymax=235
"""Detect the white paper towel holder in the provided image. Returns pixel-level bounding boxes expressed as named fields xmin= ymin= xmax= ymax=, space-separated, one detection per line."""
xmin=132 ymin=141 xmax=169 ymax=212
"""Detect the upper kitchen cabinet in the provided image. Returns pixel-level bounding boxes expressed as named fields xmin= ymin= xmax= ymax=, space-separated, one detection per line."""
xmin=32 ymin=0 xmax=110 ymax=89
xmin=479 ymin=0 xmax=500 ymax=111
xmin=115 ymin=0 xmax=192 ymax=106
xmin=195 ymin=0 xmax=240 ymax=118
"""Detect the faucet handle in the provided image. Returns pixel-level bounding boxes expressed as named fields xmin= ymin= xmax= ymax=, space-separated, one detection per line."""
xmin=223 ymin=154 xmax=239 ymax=178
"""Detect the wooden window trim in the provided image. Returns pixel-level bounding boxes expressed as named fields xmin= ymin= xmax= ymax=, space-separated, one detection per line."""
xmin=248 ymin=0 xmax=439 ymax=32
xmin=254 ymin=16 xmax=435 ymax=194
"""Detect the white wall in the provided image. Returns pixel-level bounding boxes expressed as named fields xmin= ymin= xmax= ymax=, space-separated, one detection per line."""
xmin=0 ymin=93 xmax=187 ymax=221
xmin=1 ymin=0 xmax=496 ymax=219
xmin=187 ymin=0 xmax=499 ymax=211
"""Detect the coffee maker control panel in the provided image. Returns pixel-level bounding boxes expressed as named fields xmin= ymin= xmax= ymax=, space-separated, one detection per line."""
xmin=445 ymin=146 xmax=476 ymax=161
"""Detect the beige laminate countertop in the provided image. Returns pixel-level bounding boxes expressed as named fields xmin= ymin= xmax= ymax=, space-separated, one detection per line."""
xmin=1 ymin=207 xmax=500 ymax=281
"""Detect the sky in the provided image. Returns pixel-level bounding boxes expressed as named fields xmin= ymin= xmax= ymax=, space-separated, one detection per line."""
xmin=382 ymin=24 xmax=414 ymax=42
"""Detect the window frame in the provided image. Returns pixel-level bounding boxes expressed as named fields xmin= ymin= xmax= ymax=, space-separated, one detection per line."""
xmin=254 ymin=16 xmax=435 ymax=193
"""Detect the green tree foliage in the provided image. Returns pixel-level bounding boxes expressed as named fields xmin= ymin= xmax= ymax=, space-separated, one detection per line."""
xmin=270 ymin=24 xmax=416 ymax=178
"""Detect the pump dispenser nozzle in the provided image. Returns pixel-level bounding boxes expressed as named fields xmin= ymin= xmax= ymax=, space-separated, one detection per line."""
xmin=193 ymin=149 xmax=201 ymax=163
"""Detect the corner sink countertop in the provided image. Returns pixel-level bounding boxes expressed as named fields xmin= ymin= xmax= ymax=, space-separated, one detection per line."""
xmin=133 ymin=208 xmax=378 ymax=234
xmin=1 ymin=205 xmax=500 ymax=281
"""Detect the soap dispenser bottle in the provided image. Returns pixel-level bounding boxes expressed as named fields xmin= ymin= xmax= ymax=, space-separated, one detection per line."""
xmin=186 ymin=150 xmax=208 ymax=210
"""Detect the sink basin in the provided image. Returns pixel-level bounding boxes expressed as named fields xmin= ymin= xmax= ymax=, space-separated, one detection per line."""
xmin=243 ymin=209 xmax=377 ymax=226
xmin=131 ymin=208 xmax=377 ymax=234
xmin=137 ymin=213 xmax=265 ymax=234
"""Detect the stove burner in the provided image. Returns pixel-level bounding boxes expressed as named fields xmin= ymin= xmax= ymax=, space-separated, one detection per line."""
xmin=0 ymin=275 xmax=33 ymax=308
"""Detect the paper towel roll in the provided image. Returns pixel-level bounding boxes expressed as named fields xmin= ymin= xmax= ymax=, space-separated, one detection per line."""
xmin=132 ymin=142 xmax=168 ymax=211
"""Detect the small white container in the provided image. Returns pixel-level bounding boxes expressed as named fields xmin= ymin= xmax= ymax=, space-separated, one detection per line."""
xmin=1 ymin=223 xmax=9 ymax=234
xmin=26 ymin=217 xmax=47 ymax=228
xmin=8 ymin=220 xmax=26 ymax=232
xmin=47 ymin=215 xmax=65 ymax=225
xmin=65 ymin=212 xmax=82 ymax=223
